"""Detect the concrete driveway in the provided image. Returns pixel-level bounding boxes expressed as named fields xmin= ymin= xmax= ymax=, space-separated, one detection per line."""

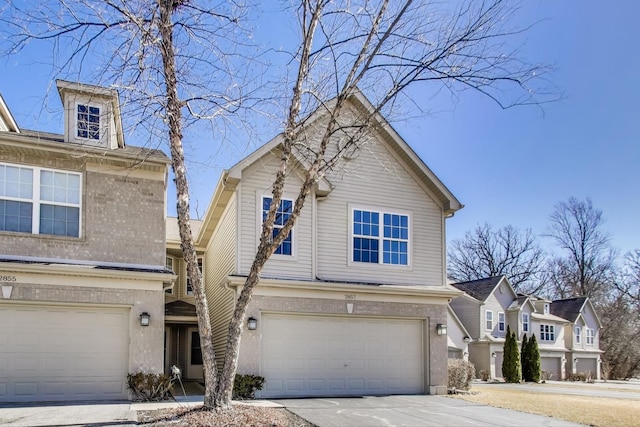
xmin=276 ymin=395 xmax=583 ymax=427
xmin=0 ymin=401 xmax=136 ymax=427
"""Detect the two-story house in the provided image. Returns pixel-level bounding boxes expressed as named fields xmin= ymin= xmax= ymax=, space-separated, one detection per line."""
xmin=551 ymin=297 xmax=603 ymax=380
xmin=166 ymin=91 xmax=463 ymax=398
xmin=0 ymin=81 xmax=172 ymax=403
xmin=450 ymin=275 xmax=602 ymax=381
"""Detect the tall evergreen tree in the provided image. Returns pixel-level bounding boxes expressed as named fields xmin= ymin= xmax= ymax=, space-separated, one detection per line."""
xmin=529 ymin=334 xmax=541 ymax=382
xmin=521 ymin=333 xmax=530 ymax=381
xmin=502 ymin=325 xmax=522 ymax=382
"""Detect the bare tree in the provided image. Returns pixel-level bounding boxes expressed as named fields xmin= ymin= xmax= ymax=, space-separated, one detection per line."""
xmin=3 ymin=0 xmax=555 ymax=409
xmin=544 ymin=197 xmax=616 ymax=300
xmin=447 ymin=223 xmax=546 ymax=293
xmin=617 ymin=250 xmax=640 ymax=306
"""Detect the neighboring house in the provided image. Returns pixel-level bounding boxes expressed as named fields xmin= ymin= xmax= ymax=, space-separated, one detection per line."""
xmin=0 ymin=82 xmax=172 ymax=403
xmin=447 ymin=305 xmax=471 ymax=361
xmin=551 ymin=297 xmax=603 ymax=380
xmin=450 ymin=275 xmax=602 ymax=381
xmin=167 ymin=91 xmax=463 ymax=398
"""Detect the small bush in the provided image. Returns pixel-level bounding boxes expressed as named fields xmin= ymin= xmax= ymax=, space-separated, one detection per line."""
xmin=541 ymin=370 xmax=553 ymax=381
xmin=566 ymin=372 xmax=587 ymax=382
xmin=127 ymin=372 xmax=173 ymax=401
xmin=233 ymin=374 xmax=266 ymax=399
xmin=448 ymin=359 xmax=475 ymax=391
xmin=480 ymin=370 xmax=490 ymax=381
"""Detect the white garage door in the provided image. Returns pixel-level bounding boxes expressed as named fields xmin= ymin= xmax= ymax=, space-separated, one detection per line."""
xmin=0 ymin=303 xmax=130 ymax=402
xmin=541 ymin=357 xmax=561 ymax=381
xmin=260 ymin=314 xmax=424 ymax=398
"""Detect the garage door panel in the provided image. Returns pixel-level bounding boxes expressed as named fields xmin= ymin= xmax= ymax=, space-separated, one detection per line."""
xmin=0 ymin=304 xmax=129 ymax=402
xmin=260 ymin=314 xmax=424 ymax=398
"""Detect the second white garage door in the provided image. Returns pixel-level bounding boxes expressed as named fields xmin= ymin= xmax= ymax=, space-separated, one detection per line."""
xmin=260 ymin=314 xmax=425 ymax=398
xmin=0 ymin=303 xmax=130 ymax=403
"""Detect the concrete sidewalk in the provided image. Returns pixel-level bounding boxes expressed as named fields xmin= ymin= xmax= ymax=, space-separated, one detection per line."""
xmin=0 ymin=401 xmax=137 ymax=427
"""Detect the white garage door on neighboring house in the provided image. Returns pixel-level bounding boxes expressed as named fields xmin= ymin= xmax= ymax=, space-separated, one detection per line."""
xmin=0 ymin=303 xmax=130 ymax=403
xmin=260 ymin=314 xmax=425 ymax=398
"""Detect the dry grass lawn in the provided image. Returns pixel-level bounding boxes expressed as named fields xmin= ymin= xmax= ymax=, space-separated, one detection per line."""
xmin=451 ymin=387 xmax=639 ymax=427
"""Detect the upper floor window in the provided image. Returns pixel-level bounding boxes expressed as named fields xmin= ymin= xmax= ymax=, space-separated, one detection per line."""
xmin=77 ymin=104 xmax=100 ymax=140
xmin=540 ymin=324 xmax=555 ymax=341
xmin=0 ymin=163 xmax=81 ymax=237
xmin=575 ymin=326 xmax=581 ymax=344
xmin=522 ymin=312 xmax=530 ymax=333
xmin=586 ymin=328 xmax=595 ymax=345
xmin=262 ymin=196 xmax=293 ymax=256
xmin=352 ymin=209 xmax=409 ymax=265
xmin=165 ymin=256 xmax=175 ymax=294
xmin=543 ymin=303 xmax=550 ymax=315
xmin=186 ymin=257 xmax=203 ymax=296
xmin=485 ymin=310 xmax=493 ymax=331
xmin=498 ymin=312 xmax=505 ymax=332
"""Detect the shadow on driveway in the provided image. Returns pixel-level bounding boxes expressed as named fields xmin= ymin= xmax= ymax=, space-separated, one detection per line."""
xmin=275 ymin=395 xmax=584 ymax=427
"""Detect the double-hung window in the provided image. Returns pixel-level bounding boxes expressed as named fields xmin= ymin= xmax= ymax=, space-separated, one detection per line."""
xmin=498 ymin=312 xmax=505 ymax=332
xmin=522 ymin=312 xmax=530 ymax=333
xmin=165 ymin=256 xmax=175 ymax=294
xmin=586 ymin=328 xmax=595 ymax=345
xmin=575 ymin=326 xmax=581 ymax=344
xmin=0 ymin=163 xmax=81 ymax=237
xmin=77 ymin=104 xmax=101 ymax=140
xmin=352 ymin=208 xmax=409 ymax=265
xmin=186 ymin=257 xmax=203 ymax=296
xmin=262 ymin=196 xmax=293 ymax=256
xmin=540 ymin=324 xmax=555 ymax=342
xmin=485 ymin=310 xmax=493 ymax=331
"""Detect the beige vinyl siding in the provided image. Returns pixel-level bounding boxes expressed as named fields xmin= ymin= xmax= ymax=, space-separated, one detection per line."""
xmin=449 ymin=298 xmax=481 ymax=338
xmin=482 ymin=295 xmax=507 ymax=337
xmin=581 ymin=306 xmax=600 ymax=349
xmin=316 ymin=134 xmax=444 ymax=286
xmin=204 ymin=194 xmax=238 ymax=370
xmin=237 ymin=153 xmax=313 ymax=280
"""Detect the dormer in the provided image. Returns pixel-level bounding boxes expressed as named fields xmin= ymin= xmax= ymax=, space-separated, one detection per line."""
xmin=56 ymin=80 xmax=124 ymax=149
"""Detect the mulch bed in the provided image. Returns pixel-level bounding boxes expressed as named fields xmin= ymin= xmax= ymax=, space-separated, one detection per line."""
xmin=137 ymin=405 xmax=316 ymax=427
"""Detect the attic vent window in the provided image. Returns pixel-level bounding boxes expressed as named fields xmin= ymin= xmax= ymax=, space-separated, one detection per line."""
xmin=77 ymin=104 xmax=100 ymax=140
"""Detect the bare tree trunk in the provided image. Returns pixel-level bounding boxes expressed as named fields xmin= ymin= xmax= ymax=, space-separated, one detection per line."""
xmin=157 ymin=0 xmax=218 ymax=409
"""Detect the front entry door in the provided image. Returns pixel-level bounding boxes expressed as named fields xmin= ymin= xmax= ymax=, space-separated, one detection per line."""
xmin=186 ymin=327 xmax=204 ymax=380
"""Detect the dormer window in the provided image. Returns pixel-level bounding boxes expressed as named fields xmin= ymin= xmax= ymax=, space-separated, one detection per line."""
xmin=543 ymin=303 xmax=550 ymax=315
xmin=77 ymin=104 xmax=100 ymax=140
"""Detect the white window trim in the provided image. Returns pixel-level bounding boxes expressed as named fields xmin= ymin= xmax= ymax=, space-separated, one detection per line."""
xmin=522 ymin=312 xmax=530 ymax=333
xmin=74 ymin=101 xmax=103 ymax=143
xmin=165 ymin=256 xmax=175 ymax=295
xmin=348 ymin=204 xmax=412 ymax=268
xmin=498 ymin=312 xmax=505 ymax=332
xmin=485 ymin=310 xmax=494 ymax=331
xmin=186 ymin=256 xmax=204 ymax=296
xmin=543 ymin=303 xmax=550 ymax=315
xmin=258 ymin=194 xmax=296 ymax=258
xmin=575 ymin=326 xmax=581 ymax=344
xmin=0 ymin=162 xmax=82 ymax=237
xmin=586 ymin=328 xmax=595 ymax=345
xmin=540 ymin=324 xmax=555 ymax=342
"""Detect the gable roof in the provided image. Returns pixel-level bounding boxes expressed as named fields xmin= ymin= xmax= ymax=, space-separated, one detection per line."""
xmin=450 ymin=275 xmax=506 ymax=302
xmin=550 ymin=297 xmax=587 ymax=322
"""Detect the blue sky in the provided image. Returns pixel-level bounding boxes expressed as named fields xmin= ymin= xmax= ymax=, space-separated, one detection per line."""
xmin=1 ymin=1 xmax=638 ymax=256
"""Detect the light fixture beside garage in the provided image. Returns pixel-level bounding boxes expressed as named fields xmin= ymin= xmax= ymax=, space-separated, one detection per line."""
xmin=247 ymin=317 xmax=258 ymax=330
xmin=436 ymin=323 xmax=447 ymax=335
xmin=139 ymin=312 xmax=151 ymax=326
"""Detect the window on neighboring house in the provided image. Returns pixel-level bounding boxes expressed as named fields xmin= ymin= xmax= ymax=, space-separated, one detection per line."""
xmin=498 ymin=312 xmax=505 ymax=332
xmin=352 ymin=209 xmax=409 ymax=265
xmin=186 ymin=257 xmax=203 ymax=296
xmin=0 ymin=163 xmax=81 ymax=237
xmin=77 ymin=104 xmax=100 ymax=140
xmin=540 ymin=324 xmax=555 ymax=341
xmin=575 ymin=326 xmax=581 ymax=344
xmin=586 ymin=328 xmax=595 ymax=345
xmin=543 ymin=303 xmax=550 ymax=314
xmin=485 ymin=310 xmax=493 ymax=331
xmin=522 ymin=312 xmax=530 ymax=333
xmin=165 ymin=256 xmax=175 ymax=294
xmin=262 ymin=196 xmax=293 ymax=256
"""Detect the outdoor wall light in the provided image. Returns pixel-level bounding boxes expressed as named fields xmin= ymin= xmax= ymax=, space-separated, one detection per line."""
xmin=247 ymin=317 xmax=258 ymax=331
xmin=491 ymin=352 xmax=497 ymax=358
xmin=140 ymin=312 xmax=151 ymax=327
xmin=574 ymin=358 xmax=578 ymax=364
xmin=436 ymin=324 xmax=447 ymax=336
xmin=463 ymin=336 xmax=472 ymax=343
